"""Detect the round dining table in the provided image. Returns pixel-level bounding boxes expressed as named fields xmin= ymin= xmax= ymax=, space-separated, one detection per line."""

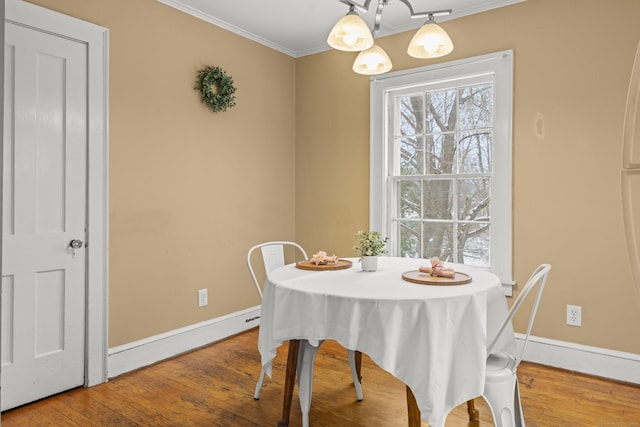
xmin=258 ymin=256 xmax=515 ymax=427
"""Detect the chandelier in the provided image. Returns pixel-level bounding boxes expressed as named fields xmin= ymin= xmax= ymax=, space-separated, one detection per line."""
xmin=327 ymin=0 xmax=454 ymax=75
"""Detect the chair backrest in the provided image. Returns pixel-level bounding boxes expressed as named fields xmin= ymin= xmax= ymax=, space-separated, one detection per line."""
xmin=246 ymin=241 xmax=308 ymax=299
xmin=487 ymin=264 xmax=551 ymax=369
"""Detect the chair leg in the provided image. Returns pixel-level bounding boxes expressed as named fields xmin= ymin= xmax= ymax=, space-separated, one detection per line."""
xmin=513 ymin=378 xmax=525 ymax=427
xmin=253 ymin=367 xmax=266 ymax=400
xmin=483 ymin=374 xmax=519 ymax=427
xmin=348 ymin=350 xmax=364 ymax=401
xmin=466 ymin=399 xmax=479 ymax=421
xmin=298 ymin=340 xmax=322 ymax=427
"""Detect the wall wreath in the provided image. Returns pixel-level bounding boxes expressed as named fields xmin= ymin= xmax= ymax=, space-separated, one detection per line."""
xmin=194 ymin=66 xmax=237 ymax=113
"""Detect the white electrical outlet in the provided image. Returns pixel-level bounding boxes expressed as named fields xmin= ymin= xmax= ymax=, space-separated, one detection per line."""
xmin=566 ymin=304 xmax=581 ymax=327
xmin=198 ymin=289 xmax=208 ymax=307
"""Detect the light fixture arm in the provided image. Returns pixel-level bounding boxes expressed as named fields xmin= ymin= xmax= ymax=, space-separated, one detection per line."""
xmin=397 ymin=0 xmax=452 ymax=19
xmin=337 ymin=0 xmax=452 ymax=22
xmin=372 ymin=0 xmax=387 ymax=34
xmin=337 ymin=0 xmax=372 ymax=14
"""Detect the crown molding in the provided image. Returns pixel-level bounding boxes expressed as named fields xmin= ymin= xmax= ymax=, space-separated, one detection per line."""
xmin=156 ymin=0 xmax=298 ymax=57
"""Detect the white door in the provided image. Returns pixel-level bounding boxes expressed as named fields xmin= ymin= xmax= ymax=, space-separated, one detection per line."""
xmin=1 ymin=21 xmax=88 ymax=411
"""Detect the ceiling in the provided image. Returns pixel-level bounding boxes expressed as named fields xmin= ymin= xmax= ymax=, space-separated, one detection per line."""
xmin=157 ymin=0 xmax=525 ymax=58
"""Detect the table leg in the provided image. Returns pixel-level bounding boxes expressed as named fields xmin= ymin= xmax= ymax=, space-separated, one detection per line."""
xmin=406 ymin=386 xmax=421 ymax=427
xmin=278 ymin=339 xmax=300 ymax=427
xmin=466 ymin=399 xmax=479 ymax=421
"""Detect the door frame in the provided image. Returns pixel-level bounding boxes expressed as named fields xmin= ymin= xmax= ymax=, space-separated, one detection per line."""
xmin=5 ymin=0 xmax=109 ymax=386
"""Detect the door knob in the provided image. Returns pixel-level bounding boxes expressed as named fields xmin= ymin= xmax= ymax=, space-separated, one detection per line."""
xmin=69 ymin=239 xmax=84 ymax=249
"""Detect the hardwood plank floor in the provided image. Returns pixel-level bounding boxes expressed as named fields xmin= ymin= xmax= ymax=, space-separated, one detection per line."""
xmin=3 ymin=328 xmax=640 ymax=426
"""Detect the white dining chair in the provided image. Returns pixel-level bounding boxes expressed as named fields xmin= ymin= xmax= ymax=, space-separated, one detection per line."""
xmin=482 ymin=263 xmax=551 ymax=427
xmin=246 ymin=241 xmax=363 ymax=401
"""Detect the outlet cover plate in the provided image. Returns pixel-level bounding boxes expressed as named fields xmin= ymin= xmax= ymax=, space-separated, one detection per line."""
xmin=198 ymin=289 xmax=208 ymax=307
xmin=566 ymin=304 xmax=581 ymax=327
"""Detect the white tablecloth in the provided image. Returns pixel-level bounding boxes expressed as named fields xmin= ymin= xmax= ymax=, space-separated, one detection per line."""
xmin=258 ymin=257 xmax=514 ymax=426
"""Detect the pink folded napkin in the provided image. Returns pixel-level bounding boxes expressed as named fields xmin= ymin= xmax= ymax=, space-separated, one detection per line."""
xmin=419 ymin=257 xmax=455 ymax=278
xmin=311 ymin=250 xmax=339 ymax=265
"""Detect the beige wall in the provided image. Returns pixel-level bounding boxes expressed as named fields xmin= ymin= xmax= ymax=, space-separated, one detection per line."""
xmin=25 ymin=0 xmax=296 ymax=346
xmin=24 ymin=0 xmax=640 ymax=356
xmin=296 ymin=0 xmax=640 ymax=354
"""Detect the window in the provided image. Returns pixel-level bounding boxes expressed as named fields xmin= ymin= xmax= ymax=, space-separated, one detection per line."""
xmin=370 ymin=51 xmax=514 ymax=291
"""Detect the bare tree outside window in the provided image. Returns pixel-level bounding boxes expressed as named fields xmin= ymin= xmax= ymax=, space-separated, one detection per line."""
xmin=392 ymin=83 xmax=493 ymax=267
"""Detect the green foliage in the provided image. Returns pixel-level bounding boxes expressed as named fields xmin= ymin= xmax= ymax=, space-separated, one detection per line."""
xmin=194 ymin=66 xmax=236 ymax=113
xmin=353 ymin=230 xmax=389 ymax=257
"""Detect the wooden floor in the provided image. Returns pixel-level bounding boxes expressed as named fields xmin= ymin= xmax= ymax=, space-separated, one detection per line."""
xmin=3 ymin=328 xmax=640 ymax=426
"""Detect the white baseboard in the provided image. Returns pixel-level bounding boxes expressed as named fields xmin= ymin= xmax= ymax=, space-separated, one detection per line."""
xmin=107 ymin=306 xmax=261 ymax=379
xmin=515 ymin=333 xmax=640 ymax=384
xmin=106 ymin=310 xmax=640 ymax=386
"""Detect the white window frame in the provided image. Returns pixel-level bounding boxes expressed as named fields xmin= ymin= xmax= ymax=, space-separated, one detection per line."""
xmin=370 ymin=50 xmax=514 ymax=294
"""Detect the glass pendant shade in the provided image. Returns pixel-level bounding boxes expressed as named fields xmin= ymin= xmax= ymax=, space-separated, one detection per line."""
xmin=327 ymin=12 xmax=374 ymax=52
xmin=407 ymin=21 xmax=454 ymax=59
xmin=352 ymin=44 xmax=392 ymax=75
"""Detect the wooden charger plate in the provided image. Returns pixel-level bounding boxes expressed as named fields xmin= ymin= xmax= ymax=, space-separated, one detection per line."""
xmin=402 ymin=270 xmax=472 ymax=285
xmin=296 ymin=259 xmax=353 ymax=271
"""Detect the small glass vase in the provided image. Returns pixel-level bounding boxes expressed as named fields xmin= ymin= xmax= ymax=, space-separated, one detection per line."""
xmin=361 ymin=256 xmax=378 ymax=272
